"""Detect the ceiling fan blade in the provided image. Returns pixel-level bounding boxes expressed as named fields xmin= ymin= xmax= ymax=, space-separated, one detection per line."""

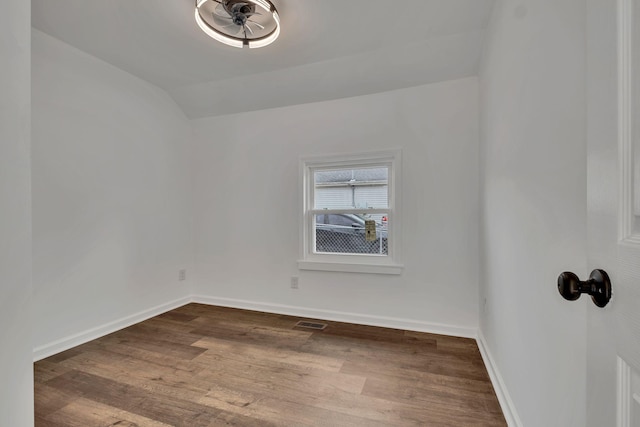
xmin=247 ymin=20 xmax=264 ymax=30
xmin=213 ymin=4 xmax=231 ymax=18
xmin=220 ymin=22 xmax=238 ymax=30
xmin=212 ymin=13 xmax=233 ymax=27
xmin=244 ymin=24 xmax=254 ymax=35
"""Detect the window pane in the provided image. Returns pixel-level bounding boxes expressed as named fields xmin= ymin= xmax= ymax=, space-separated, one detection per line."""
xmin=315 ymin=213 xmax=388 ymax=255
xmin=327 ymin=214 xmax=358 ymax=227
xmin=314 ymin=167 xmax=388 ymax=209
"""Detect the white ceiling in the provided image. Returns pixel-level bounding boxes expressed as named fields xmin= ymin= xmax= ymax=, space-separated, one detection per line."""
xmin=32 ymin=0 xmax=495 ymax=118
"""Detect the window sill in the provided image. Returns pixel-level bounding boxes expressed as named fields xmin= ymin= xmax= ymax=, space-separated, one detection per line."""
xmin=297 ymin=260 xmax=404 ymax=275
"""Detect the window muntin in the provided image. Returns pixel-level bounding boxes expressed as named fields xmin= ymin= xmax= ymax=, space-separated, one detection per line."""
xmin=313 ymin=167 xmax=389 ymax=210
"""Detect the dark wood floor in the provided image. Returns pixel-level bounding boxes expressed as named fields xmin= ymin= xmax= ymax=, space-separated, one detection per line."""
xmin=34 ymin=303 xmax=506 ymax=426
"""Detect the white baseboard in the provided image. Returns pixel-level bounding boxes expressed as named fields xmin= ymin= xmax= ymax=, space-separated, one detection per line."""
xmin=32 ymin=296 xmax=192 ymax=362
xmin=476 ymin=330 xmax=523 ymax=427
xmin=190 ymin=295 xmax=477 ymax=338
xmin=32 ymin=294 xmax=477 ymax=361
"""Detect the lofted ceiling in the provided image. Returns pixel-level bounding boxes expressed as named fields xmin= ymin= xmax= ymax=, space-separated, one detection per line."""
xmin=32 ymin=0 xmax=495 ymax=118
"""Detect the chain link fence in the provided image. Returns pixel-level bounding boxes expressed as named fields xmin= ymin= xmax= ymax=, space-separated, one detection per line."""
xmin=315 ymin=225 xmax=388 ymax=255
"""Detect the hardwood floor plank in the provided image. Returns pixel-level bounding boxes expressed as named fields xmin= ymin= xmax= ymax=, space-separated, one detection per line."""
xmin=156 ymin=310 xmax=199 ymax=323
xmin=34 ymin=382 xmax=79 ymax=418
xmin=35 ymin=303 xmax=507 ymax=426
xmin=44 ymin=398 xmax=174 ymax=427
xmin=192 ymin=350 xmax=367 ymax=395
xmin=340 ymin=360 xmax=495 ymax=396
xmin=190 ymin=321 xmax=312 ymax=348
xmin=45 ymin=370 xmax=266 ymax=426
xmin=192 ymin=335 xmax=345 ymax=373
xmin=118 ymin=322 xmax=205 ymax=346
xmin=198 ymin=389 xmax=394 ymax=427
xmin=180 ymin=304 xmax=298 ymax=330
xmin=57 ymin=349 xmax=197 ymax=385
xmin=79 ymin=340 xmax=200 ymax=373
xmin=300 ymin=334 xmax=489 ymax=381
xmin=34 ymin=360 xmax=73 ymax=384
xmin=95 ymin=331 xmax=207 ymax=360
xmin=362 ymin=374 xmax=503 ymax=417
xmin=35 ymin=415 xmax=67 ymax=427
xmin=305 ymin=320 xmax=409 ymax=343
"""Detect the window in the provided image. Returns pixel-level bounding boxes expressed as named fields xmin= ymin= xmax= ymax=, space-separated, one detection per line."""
xmin=298 ymin=150 xmax=403 ymax=274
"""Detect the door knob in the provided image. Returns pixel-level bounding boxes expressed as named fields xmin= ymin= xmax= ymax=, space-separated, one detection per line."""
xmin=557 ymin=269 xmax=612 ymax=307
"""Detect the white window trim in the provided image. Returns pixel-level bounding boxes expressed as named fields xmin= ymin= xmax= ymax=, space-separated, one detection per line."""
xmin=297 ymin=149 xmax=403 ymax=275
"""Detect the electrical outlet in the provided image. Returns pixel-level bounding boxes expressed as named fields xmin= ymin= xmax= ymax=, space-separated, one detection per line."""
xmin=290 ymin=276 xmax=299 ymax=289
xmin=179 ymin=269 xmax=187 ymax=281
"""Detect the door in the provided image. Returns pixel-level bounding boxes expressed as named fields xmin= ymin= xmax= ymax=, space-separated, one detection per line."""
xmin=587 ymin=0 xmax=640 ymax=425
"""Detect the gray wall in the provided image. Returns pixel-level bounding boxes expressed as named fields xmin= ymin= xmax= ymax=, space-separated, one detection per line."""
xmin=192 ymin=78 xmax=481 ymax=335
xmin=479 ymin=1 xmax=588 ymax=425
xmin=31 ymin=31 xmax=195 ymax=354
xmin=0 ymin=0 xmax=33 ymax=424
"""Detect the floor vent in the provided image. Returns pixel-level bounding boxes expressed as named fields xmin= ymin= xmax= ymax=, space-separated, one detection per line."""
xmin=295 ymin=321 xmax=327 ymax=330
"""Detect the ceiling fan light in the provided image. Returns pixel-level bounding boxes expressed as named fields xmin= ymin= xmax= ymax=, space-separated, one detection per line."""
xmin=252 ymin=0 xmax=272 ymax=12
xmin=195 ymin=0 xmax=280 ymax=49
xmin=194 ymin=8 xmax=244 ymax=48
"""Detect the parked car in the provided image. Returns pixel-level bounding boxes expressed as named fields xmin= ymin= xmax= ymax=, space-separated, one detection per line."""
xmin=315 ymin=213 xmax=387 ymax=255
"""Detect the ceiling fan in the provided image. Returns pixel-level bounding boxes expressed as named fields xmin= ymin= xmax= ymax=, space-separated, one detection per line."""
xmin=195 ymin=0 xmax=281 ymax=49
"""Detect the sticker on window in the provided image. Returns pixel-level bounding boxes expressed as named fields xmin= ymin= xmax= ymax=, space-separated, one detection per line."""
xmin=365 ymin=219 xmax=377 ymax=241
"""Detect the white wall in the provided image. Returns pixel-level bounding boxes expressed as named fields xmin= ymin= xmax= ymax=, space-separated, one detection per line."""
xmin=31 ymin=30 xmax=194 ymax=355
xmin=192 ymin=78 xmax=480 ymax=334
xmin=479 ymin=1 xmax=587 ymax=425
xmin=0 ymin=0 xmax=33 ymax=424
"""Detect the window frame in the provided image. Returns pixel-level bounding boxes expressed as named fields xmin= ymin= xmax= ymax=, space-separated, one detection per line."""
xmin=298 ymin=149 xmax=403 ymax=275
